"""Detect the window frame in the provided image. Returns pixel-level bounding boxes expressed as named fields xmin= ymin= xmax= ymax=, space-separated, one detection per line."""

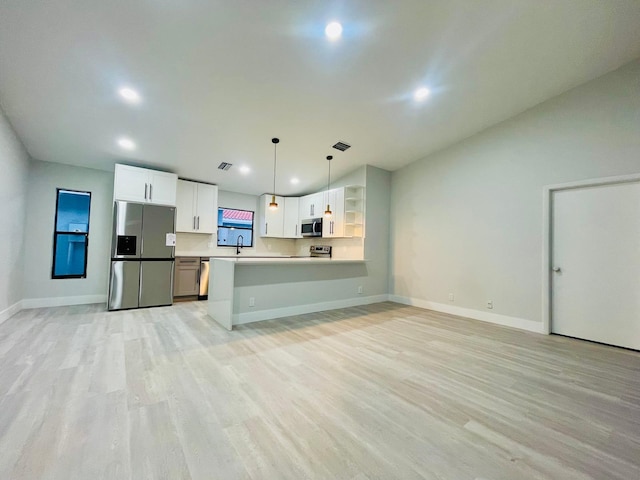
xmin=217 ymin=207 xmax=255 ymax=248
xmin=51 ymin=188 xmax=92 ymax=279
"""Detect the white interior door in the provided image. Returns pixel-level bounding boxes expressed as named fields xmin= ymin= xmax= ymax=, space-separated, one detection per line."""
xmin=551 ymin=181 xmax=640 ymax=350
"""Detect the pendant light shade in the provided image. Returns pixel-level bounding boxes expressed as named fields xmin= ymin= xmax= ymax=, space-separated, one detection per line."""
xmin=269 ymin=138 xmax=280 ymax=210
xmin=324 ymin=155 xmax=333 ymax=217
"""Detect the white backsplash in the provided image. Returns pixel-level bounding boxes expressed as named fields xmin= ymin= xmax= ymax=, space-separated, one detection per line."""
xmin=176 ymin=232 xmax=363 ymax=259
xmin=295 ymin=237 xmax=364 ymax=259
xmin=176 ymin=232 xmax=298 ymax=257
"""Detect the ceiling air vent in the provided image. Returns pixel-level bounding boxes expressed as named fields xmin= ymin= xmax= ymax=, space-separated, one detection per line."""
xmin=332 ymin=141 xmax=351 ymax=152
xmin=218 ymin=162 xmax=233 ymax=171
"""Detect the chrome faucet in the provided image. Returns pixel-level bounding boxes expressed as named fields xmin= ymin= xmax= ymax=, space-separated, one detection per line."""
xmin=236 ymin=235 xmax=244 ymax=255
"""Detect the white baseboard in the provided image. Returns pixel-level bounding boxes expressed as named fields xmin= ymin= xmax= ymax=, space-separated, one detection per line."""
xmin=21 ymin=294 xmax=107 ymax=310
xmin=234 ymin=294 xmax=390 ymax=326
xmin=388 ymin=295 xmax=545 ymax=334
xmin=0 ymin=300 xmax=23 ymax=325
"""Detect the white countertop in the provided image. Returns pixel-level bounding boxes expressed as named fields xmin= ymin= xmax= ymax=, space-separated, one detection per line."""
xmin=211 ymin=257 xmax=366 ymax=265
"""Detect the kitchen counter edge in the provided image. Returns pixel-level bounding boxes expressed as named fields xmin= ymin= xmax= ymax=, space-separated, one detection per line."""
xmin=210 ymin=257 xmax=366 ymax=265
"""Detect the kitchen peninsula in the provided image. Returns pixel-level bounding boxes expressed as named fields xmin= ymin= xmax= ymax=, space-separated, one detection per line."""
xmin=207 ymin=256 xmax=377 ymax=330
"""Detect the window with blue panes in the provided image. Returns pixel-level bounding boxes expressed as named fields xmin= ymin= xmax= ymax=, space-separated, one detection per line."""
xmin=52 ymin=189 xmax=91 ymax=278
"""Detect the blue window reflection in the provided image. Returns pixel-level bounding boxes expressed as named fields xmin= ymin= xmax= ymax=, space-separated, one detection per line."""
xmin=52 ymin=189 xmax=91 ymax=278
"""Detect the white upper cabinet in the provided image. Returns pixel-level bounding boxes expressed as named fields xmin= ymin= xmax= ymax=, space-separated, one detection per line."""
xmin=148 ymin=170 xmax=179 ymax=206
xmin=114 ymin=164 xmax=177 ymax=206
xmin=283 ymin=197 xmax=301 ymax=238
xmin=258 ymin=194 xmax=284 ymax=237
xmin=195 ymin=183 xmax=218 ymax=234
xmin=322 ymin=187 xmax=345 ymax=238
xmin=176 ymin=180 xmax=218 ymax=234
xmin=299 ymin=191 xmax=324 ymax=220
xmin=176 ymin=180 xmax=197 ymax=232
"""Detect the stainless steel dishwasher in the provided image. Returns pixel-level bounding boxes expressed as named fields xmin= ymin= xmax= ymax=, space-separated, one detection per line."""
xmin=198 ymin=258 xmax=210 ymax=300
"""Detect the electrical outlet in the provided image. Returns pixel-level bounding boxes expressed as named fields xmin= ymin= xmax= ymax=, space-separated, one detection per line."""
xmin=448 ymin=293 xmax=454 ymax=301
xmin=357 ymin=286 xmax=363 ymax=294
xmin=249 ymin=297 xmax=255 ymax=307
xmin=487 ymin=300 xmax=493 ymax=309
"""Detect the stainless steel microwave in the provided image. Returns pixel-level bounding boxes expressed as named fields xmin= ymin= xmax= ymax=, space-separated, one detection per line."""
xmin=301 ymin=218 xmax=323 ymax=237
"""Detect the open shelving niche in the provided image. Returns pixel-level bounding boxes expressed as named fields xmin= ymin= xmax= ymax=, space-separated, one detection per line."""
xmin=343 ymin=185 xmax=365 ymax=238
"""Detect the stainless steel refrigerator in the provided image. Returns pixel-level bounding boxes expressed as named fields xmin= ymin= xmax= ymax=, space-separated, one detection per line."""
xmin=108 ymin=201 xmax=176 ymax=311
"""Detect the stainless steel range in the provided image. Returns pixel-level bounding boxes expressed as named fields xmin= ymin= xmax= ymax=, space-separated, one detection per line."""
xmin=309 ymin=245 xmax=332 ymax=258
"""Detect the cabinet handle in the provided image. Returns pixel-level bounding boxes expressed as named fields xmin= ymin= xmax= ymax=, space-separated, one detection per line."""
xmin=265 ymin=222 xmax=268 ymax=235
xmin=295 ymin=224 xmax=297 ymax=236
xmin=193 ymin=216 xmax=196 ymax=230
xmin=197 ymin=216 xmax=200 ymax=230
xmin=149 ymin=184 xmax=153 ymax=201
xmin=144 ymin=183 xmax=148 ymax=200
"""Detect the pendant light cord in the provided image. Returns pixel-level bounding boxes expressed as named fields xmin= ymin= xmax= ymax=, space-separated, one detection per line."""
xmin=327 ymin=156 xmax=331 ymax=191
xmin=273 ymin=142 xmax=277 ymax=196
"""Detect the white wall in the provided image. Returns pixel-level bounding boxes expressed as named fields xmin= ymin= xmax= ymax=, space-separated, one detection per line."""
xmin=390 ymin=59 xmax=640 ymax=331
xmin=363 ymin=165 xmax=391 ymax=296
xmin=22 ymin=160 xmax=114 ymax=307
xmin=0 ymin=106 xmax=29 ymax=321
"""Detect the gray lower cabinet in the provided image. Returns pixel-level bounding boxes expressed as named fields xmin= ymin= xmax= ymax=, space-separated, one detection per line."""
xmin=174 ymin=257 xmax=200 ymax=297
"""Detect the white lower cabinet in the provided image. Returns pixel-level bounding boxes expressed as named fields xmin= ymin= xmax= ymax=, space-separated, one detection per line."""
xmin=176 ymin=180 xmax=218 ymax=234
xmin=114 ymin=164 xmax=177 ymax=206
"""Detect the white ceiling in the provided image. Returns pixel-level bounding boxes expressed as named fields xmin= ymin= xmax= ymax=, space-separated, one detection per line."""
xmin=1 ymin=1 xmax=640 ymax=196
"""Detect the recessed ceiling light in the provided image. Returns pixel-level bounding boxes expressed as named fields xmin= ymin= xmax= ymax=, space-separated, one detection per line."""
xmin=290 ymin=177 xmax=299 ymax=185
xmin=117 ymin=137 xmax=136 ymax=151
xmin=414 ymin=87 xmax=431 ymax=101
xmin=118 ymin=87 xmax=141 ymax=104
xmin=325 ymin=22 xmax=343 ymax=40
xmin=239 ymin=165 xmax=251 ymax=175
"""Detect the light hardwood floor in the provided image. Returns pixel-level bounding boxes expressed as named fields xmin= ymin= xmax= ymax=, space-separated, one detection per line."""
xmin=0 ymin=301 xmax=639 ymax=479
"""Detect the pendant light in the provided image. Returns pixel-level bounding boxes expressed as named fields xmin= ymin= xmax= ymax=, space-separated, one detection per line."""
xmin=269 ymin=138 xmax=280 ymax=210
xmin=324 ymin=155 xmax=333 ymax=217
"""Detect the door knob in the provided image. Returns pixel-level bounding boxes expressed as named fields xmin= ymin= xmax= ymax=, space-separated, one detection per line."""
xmin=552 ymin=267 xmax=561 ymax=273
